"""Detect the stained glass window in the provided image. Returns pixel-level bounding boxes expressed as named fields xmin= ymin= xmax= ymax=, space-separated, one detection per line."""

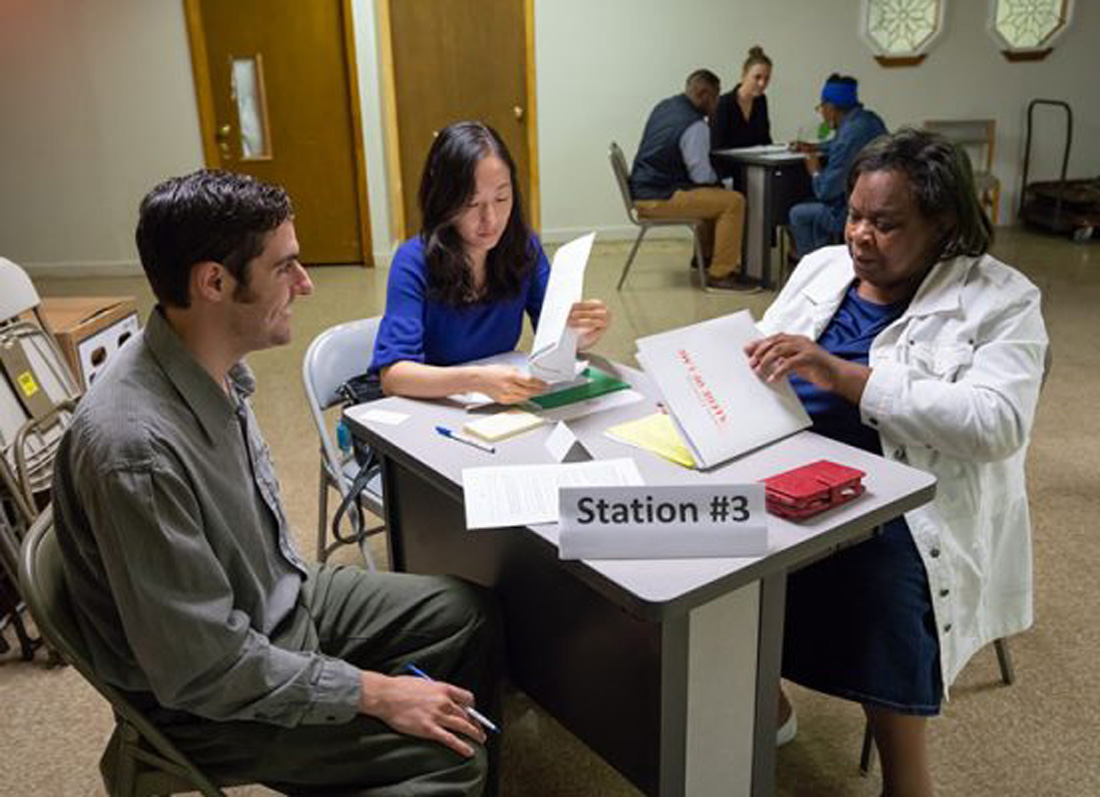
xmin=990 ymin=0 xmax=1072 ymax=58
xmin=862 ymin=0 xmax=943 ymax=65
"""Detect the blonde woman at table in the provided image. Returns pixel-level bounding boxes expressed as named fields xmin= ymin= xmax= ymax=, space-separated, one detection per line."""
xmin=747 ymin=129 xmax=1047 ymax=796
xmin=372 ymin=122 xmax=610 ymax=404
xmin=711 ymin=45 xmax=773 ymax=189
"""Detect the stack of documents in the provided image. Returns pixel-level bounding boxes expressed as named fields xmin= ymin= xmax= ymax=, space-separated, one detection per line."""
xmin=635 ymin=310 xmax=811 ymax=469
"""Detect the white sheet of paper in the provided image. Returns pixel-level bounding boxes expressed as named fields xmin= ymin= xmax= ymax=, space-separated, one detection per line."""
xmin=462 ymin=457 xmax=643 ymax=529
xmin=529 ymin=232 xmax=595 ymax=382
xmin=544 ymin=422 xmax=578 ymax=462
xmin=345 ymin=406 xmax=409 ymax=426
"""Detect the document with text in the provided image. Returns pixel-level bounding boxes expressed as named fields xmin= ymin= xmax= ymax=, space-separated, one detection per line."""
xmin=636 ymin=310 xmax=811 ymax=469
xmin=462 ymin=457 xmax=643 ymax=530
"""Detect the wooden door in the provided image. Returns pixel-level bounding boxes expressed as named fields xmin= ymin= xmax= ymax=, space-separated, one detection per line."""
xmin=386 ymin=0 xmax=537 ymax=238
xmin=184 ymin=1 xmax=372 ymax=265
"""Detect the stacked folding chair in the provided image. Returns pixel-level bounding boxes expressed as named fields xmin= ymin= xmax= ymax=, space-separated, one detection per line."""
xmin=0 ymin=256 xmax=81 ymax=660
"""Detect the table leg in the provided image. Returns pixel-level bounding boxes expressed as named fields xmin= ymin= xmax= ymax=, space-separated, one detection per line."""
xmin=743 ymin=166 xmax=770 ymax=287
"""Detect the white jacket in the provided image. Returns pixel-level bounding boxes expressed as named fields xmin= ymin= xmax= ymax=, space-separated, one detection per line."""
xmin=760 ymin=245 xmax=1049 ymax=692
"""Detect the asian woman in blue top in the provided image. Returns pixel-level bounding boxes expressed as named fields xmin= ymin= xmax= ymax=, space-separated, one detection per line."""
xmin=372 ymin=122 xmax=610 ymax=403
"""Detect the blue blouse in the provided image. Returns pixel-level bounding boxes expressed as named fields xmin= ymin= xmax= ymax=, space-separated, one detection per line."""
xmin=371 ymin=235 xmax=551 ymax=371
xmin=790 ymin=282 xmax=907 ymax=455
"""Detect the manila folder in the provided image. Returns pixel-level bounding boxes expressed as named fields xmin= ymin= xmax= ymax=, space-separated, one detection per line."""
xmin=635 ymin=310 xmax=810 ymax=469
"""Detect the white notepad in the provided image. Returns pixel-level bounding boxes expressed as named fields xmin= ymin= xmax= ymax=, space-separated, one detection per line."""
xmin=462 ymin=409 xmax=545 ymax=442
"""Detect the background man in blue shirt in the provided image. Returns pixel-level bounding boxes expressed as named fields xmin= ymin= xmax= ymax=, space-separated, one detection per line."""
xmin=789 ymin=74 xmax=888 ymax=258
xmin=629 ymin=69 xmax=751 ymax=291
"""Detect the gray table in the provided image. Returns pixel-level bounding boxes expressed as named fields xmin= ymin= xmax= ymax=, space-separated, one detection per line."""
xmin=345 ymin=360 xmax=935 ymax=797
xmin=713 ymin=148 xmax=813 ymax=288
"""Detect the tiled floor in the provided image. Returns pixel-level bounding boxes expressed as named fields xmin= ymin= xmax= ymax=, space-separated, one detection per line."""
xmin=3 ymin=227 xmax=1098 ymax=795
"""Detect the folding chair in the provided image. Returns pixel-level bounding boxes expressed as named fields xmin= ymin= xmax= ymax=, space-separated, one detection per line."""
xmin=0 ymin=256 xmax=81 ymax=659
xmin=924 ymin=120 xmax=1001 ymax=224
xmin=0 ymin=257 xmax=82 ymax=530
xmin=608 ymin=142 xmax=706 ymax=290
xmin=301 ymin=317 xmax=385 ymax=568
xmin=19 ymin=507 xmax=248 ymax=796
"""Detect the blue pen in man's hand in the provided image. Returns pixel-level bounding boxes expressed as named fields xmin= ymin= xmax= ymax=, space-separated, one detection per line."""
xmin=406 ymin=663 xmax=500 ymax=734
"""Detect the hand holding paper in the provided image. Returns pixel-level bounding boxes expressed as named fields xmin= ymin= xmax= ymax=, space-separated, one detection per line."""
xmin=745 ymin=333 xmax=870 ymax=405
xmin=475 ymin=365 xmax=548 ymax=405
xmin=567 ymin=299 xmax=611 ymax=351
xmin=529 ymin=232 xmax=596 ymax=382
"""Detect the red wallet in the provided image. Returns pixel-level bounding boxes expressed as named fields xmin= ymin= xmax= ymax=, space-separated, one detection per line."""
xmin=760 ymin=460 xmax=866 ymax=520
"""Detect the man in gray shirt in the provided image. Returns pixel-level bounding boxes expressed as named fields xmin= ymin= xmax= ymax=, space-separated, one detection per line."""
xmin=52 ymin=170 xmax=499 ymax=795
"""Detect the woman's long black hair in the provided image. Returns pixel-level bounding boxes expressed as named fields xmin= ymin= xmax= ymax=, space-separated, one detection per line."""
xmin=418 ymin=121 xmax=536 ymax=306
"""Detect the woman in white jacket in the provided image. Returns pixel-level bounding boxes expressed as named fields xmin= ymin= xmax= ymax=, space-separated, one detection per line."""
xmin=747 ymin=128 xmax=1048 ymax=796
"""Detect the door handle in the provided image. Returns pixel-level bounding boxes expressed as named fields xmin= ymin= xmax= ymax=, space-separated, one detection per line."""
xmin=513 ymin=105 xmax=524 ymax=121
xmin=216 ymin=124 xmax=232 ymax=160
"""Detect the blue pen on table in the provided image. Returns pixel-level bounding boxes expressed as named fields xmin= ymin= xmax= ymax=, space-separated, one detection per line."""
xmin=405 ymin=663 xmax=500 ymax=734
xmin=435 ymin=425 xmax=496 ymax=454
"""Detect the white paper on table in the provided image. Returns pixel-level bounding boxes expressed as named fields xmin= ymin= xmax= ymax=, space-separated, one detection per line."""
xmin=544 ymin=422 xmax=579 ymax=462
xmin=543 ymin=421 xmax=592 ymax=463
xmin=528 ymin=232 xmax=595 ymax=382
xmin=461 ymin=457 xmax=643 ymax=530
xmin=345 ymin=406 xmax=409 ymax=426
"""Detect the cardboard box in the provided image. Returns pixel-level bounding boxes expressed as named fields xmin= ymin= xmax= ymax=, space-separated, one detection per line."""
xmin=37 ymin=297 xmax=142 ymax=388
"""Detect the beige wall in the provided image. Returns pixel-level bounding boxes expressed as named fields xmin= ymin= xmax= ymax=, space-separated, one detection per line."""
xmin=1 ymin=0 xmax=1097 ymax=273
xmin=0 ymin=0 xmax=203 ymax=275
xmin=535 ymin=0 xmax=1100 ymax=241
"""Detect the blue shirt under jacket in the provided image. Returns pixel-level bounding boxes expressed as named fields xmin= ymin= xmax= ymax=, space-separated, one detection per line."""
xmin=790 ymin=282 xmax=907 ymax=455
xmin=371 ymin=235 xmax=551 ymax=371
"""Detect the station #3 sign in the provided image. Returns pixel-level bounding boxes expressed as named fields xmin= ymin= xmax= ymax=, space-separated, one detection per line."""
xmin=558 ymin=484 xmax=768 ymax=560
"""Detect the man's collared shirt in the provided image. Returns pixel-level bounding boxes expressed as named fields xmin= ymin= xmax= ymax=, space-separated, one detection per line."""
xmin=679 ymin=119 xmax=719 ymax=185
xmin=52 ymin=309 xmax=361 ymax=727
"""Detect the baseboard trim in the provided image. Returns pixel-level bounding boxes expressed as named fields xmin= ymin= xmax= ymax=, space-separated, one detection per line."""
xmin=538 ymin=225 xmax=695 ymax=244
xmin=19 ymin=260 xmax=144 ymax=278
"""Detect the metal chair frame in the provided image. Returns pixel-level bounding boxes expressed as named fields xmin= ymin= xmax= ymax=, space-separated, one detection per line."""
xmin=301 ymin=317 xmax=385 ymax=568
xmin=19 ymin=508 xmax=246 ymax=796
xmin=608 ymin=142 xmax=710 ymax=291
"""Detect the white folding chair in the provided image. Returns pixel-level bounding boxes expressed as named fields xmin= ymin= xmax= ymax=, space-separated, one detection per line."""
xmin=301 ymin=318 xmax=384 ymax=568
xmin=0 ymin=257 xmax=81 ymax=531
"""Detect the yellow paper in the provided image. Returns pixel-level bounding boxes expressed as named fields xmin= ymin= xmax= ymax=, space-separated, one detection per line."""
xmin=605 ymin=412 xmax=696 ymax=469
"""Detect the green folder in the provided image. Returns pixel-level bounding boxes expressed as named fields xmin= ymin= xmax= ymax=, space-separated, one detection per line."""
xmin=527 ymin=366 xmax=630 ymax=410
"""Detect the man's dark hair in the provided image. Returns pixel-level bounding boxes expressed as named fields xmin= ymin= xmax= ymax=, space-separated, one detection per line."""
xmin=848 ymin=127 xmax=993 ymax=259
xmin=685 ymin=69 xmax=720 ymax=93
xmin=135 ymin=170 xmax=293 ymax=308
xmin=418 ymin=121 xmax=535 ymax=306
